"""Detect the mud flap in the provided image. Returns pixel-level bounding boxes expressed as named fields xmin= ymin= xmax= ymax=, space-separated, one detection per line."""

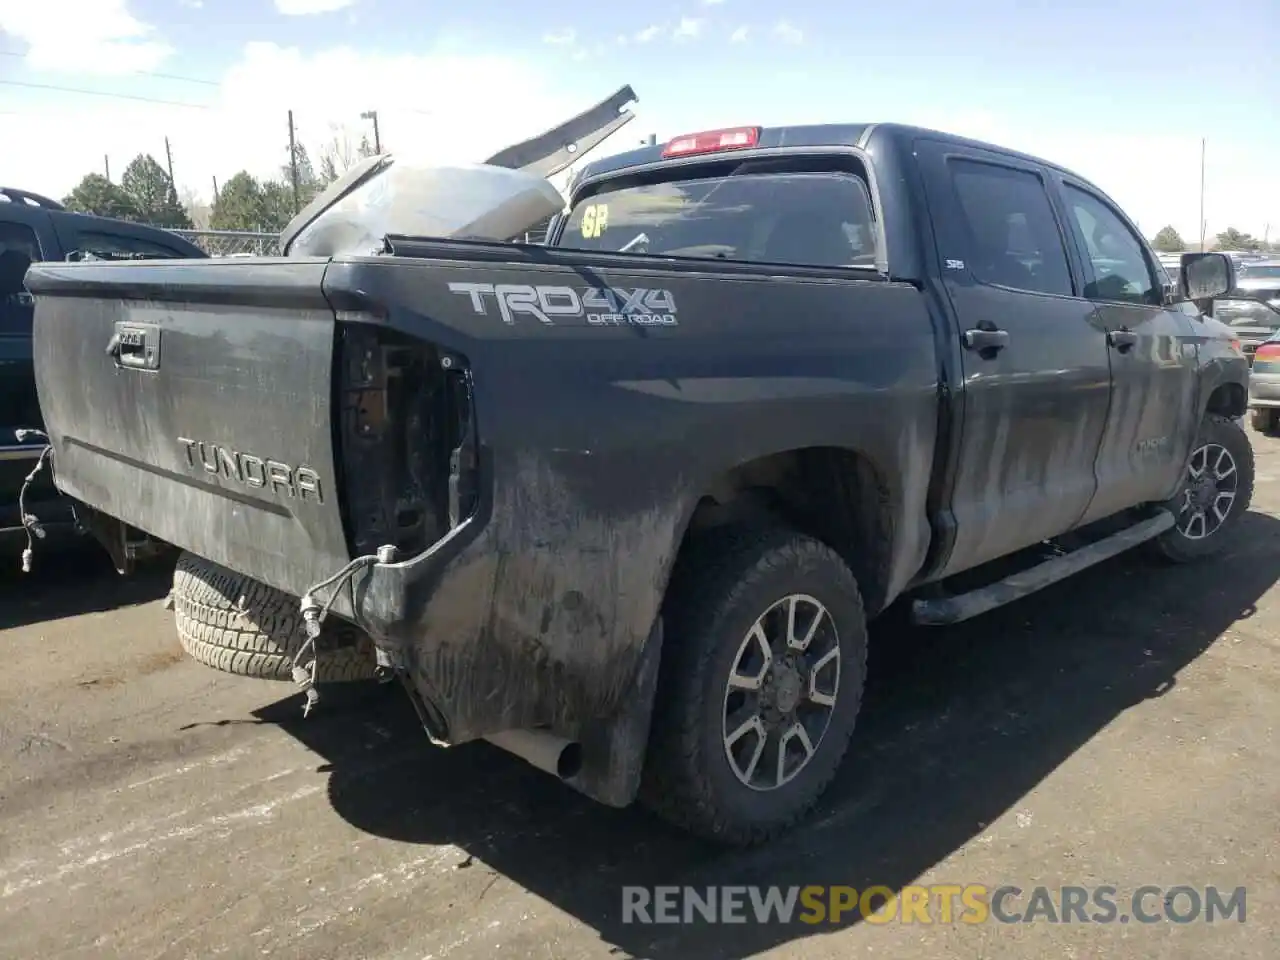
xmin=570 ymin=616 xmax=665 ymax=808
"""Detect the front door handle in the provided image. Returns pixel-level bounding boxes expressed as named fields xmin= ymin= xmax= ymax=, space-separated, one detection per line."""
xmin=963 ymin=328 xmax=1010 ymax=352
xmin=1108 ymin=328 xmax=1138 ymax=352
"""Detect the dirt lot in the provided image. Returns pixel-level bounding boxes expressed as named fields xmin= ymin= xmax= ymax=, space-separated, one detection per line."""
xmin=1 ymin=429 xmax=1277 ymax=960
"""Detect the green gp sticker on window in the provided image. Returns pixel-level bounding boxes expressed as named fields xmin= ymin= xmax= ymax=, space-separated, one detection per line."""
xmin=581 ymin=203 xmax=609 ymax=239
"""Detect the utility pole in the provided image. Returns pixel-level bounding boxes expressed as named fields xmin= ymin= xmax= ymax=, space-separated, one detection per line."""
xmin=164 ymin=136 xmax=177 ymax=202
xmin=104 ymin=155 xmax=111 ymax=181
xmin=1198 ymin=138 xmax=1206 ymax=251
xmin=287 ymin=109 xmax=301 ymax=214
xmin=212 ymin=175 xmax=219 ymax=204
xmin=361 ymin=110 xmax=381 ymax=153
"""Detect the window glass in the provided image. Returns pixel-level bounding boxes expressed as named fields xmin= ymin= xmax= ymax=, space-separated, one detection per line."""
xmin=71 ymin=230 xmax=186 ymax=259
xmin=1064 ymin=185 xmax=1160 ymax=306
xmin=0 ymin=222 xmax=42 ymax=332
xmin=947 ymin=159 xmax=1073 ymax=297
xmin=0 ymin=221 xmax=42 ymax=263
xmin=562 ymin=172 xmax=878 ymax=268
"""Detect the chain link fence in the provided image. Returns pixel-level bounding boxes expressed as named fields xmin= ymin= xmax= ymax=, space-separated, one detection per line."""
xmin=517 ymin=215 xmax=554 ymax=245
xmin=171 ymin=230 xmax=281 ymax=257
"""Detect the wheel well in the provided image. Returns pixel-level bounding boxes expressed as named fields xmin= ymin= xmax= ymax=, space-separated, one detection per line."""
xmin=676 ymin=447 xmax=895 ymax=615
xmin=1206 ymin=382 xmax=1246 ymax=419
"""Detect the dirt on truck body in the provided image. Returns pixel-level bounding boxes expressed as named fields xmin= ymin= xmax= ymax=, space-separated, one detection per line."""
xmin=24 ymin=119 xmax=1254 ymax=845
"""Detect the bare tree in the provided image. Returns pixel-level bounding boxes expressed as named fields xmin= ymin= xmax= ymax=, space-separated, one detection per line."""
xmin=178 ymin=185 xmax=212 ymax=230
xmin=317 ymin=123 xmax=378 ymax=183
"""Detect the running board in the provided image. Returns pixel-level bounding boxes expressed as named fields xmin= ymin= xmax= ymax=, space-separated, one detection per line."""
xmin=910 ymin=512 xmax=1174 ymax=626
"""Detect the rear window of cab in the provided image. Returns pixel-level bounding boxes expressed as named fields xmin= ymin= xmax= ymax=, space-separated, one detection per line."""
xmin=560 ymin=171 xmax=878 ymax=269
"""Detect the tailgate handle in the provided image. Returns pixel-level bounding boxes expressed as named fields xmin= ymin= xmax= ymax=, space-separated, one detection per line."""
xmin=106 ymin=322 xmax=161 ymax=371
xmin=1107 ymin=328 xmax=1138 ymax=352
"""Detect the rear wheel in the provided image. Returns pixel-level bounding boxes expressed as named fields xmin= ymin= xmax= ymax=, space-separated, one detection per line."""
xmin=1251 ymin=408 xmax=1279 ymax=435
xmin=1148 ymin=413 xmax=1254 ymax=563
xmin=171 ymin=551 xmax=377 ymax=682
xmin=640 ymin=526 xmax=868 ymax=846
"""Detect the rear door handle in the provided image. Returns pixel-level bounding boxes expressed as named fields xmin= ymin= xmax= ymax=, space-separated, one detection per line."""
xmin=1107 ymin=329 xmax=1138 ymax=352
xmin=962 ymin=328 xmax=1010 ymax=352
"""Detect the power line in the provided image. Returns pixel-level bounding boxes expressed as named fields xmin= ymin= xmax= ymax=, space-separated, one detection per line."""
xmin=0 ymin=50 xmax=220 ymax=86
xmin=0 ymin=50 xmax=439 ymax=119
xmin=0 ymin=78 xmax=210 ymax=109
xmin=0 ymin=76 xmax=437 ymax=121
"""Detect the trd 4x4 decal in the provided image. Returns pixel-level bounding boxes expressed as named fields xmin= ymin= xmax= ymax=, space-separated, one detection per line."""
xmin=448 ymin=282 xmax=678 ymax=326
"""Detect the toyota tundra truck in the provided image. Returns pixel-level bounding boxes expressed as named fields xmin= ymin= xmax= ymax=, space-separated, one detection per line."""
xmin=23 ymin=120 xmax=1252 ymax=846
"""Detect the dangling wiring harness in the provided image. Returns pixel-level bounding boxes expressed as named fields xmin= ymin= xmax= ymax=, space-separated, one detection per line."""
xmin=14 ymin=422 xmax=395 ymax=719
xmin=14 ymin=428 xmax=59 ymax=573
xmin=291 ymin=544 xmax=397 ymax=716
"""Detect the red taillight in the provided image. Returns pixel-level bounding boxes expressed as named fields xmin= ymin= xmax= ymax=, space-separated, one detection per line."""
xmin=1255 ymin=342 xmax=1280 ymax=360
xmin=662 ymin=126 xmax=761 ymax=158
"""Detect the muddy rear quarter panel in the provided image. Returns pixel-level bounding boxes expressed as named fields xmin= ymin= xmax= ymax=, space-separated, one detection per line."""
xmin=325 ymin=250 xmax=941 ymax=760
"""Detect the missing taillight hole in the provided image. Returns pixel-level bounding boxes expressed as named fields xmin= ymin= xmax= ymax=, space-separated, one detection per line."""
xmin=337 ymin=325 xmax=479 ymax=558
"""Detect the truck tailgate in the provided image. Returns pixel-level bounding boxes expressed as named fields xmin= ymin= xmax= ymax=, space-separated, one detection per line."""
xmin=27 ymin=259 xmax=351 ymax=594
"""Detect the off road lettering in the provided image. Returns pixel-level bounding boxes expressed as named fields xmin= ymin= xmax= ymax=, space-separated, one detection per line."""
xmin=177 ymin=438 xmax=323 ymax=503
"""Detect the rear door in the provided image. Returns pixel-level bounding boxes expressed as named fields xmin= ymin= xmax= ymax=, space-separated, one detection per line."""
xmin=1 ymin=208 xmax=57 ymax=524
xmin=1055 ymin=179 xmax=1201 ymax=523
xmin=915 ymin=139 xmax=1113 ymax=576
xmin=2 ymin=210 xmax=54 ymax=427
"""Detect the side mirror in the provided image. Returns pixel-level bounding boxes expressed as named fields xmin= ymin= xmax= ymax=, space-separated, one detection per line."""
xmin=1181 ymin=252 xmax=1235 ymax=301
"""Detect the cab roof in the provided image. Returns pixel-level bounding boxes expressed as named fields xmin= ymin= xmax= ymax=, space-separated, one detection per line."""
xmin=570 ymin=122 xmax=1090 ymax=195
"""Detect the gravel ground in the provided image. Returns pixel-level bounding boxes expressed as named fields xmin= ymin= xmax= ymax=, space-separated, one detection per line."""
xmin=1 ymin=427 xmax=1277 ymax=960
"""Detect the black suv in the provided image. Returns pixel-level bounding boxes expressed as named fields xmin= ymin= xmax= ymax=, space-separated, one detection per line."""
xmin=1 ymin=187 xmax=206 ymax=554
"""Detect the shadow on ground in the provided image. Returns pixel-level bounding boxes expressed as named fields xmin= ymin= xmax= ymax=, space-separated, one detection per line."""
xmin=255 ymin=510 xmax=1280 ymax=960
xmin=0 ymin=540 xmax=173 ymax=631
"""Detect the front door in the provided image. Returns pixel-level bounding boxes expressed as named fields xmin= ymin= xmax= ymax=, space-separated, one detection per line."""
xmin=1054 ymin=179 xmax=1201 ymax=524
xmin=916 ymin=139 xmax=1114 ymax=577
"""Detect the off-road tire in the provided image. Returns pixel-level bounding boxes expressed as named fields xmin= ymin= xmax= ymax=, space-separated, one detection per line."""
xmin=1251 ymin=408 xmax=1279 ymax=435
xmin=171 ymin=551 xmax=377 ymax=682
xmin=640 ymin=526 xmax=868 ymax=846
xmin=1148 ymin=413 xmax=1255 ymax=563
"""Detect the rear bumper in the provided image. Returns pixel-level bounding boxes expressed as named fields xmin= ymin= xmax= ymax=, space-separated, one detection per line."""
xmin=0 ymin=443 xmax=47 ymax=463
xmin=0 ymin=493 xmax=77 ymax=539
xmin=1249 ymin=373 xmax=1280 ymax=406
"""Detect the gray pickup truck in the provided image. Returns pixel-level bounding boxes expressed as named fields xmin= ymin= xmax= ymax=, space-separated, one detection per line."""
xmin=23 ymin=118 xmax=1252 ymax=846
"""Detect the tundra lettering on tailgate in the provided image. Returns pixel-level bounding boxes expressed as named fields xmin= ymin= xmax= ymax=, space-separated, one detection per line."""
xmin=177 ymin=438 xmax=324 ymax=503
xmin=448 ymin=282 xmax=678 ymax=326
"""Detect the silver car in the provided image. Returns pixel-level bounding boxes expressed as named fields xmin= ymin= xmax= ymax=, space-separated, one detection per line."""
xmin=1235 ymin=259 xmax=1280 ymax=301
xmin=1250 ymin=325 xmax=1280 ymax=434
xmin=1213 ymin=265 xmax=1280 ymax=364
